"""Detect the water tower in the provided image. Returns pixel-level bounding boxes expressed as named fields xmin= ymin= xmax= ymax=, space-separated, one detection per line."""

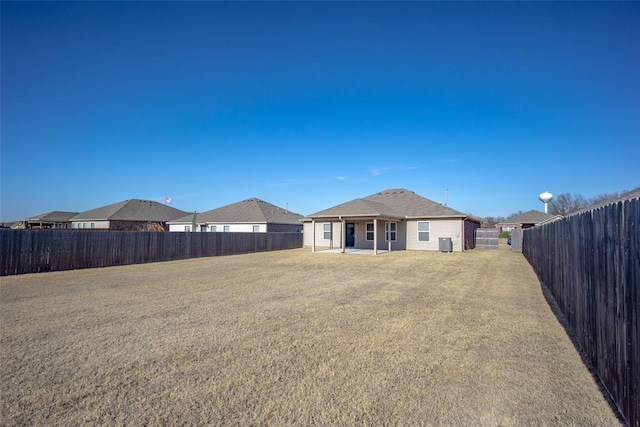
xmin=539 ymin=191 xmax=553 ymax=214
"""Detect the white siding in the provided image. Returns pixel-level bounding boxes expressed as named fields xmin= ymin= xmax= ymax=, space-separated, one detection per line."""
xmin=71 ymin=221 xmax=109 ymax=229
xmin=169 ymin=223 xmax=266 ymax=232
xmin=169 ymin=223 xmax=191 ymax=232
xmin=406 ymin=219 xmax=464 ymax=252
xmin=208 ymin=223 xmax=266 ymax=232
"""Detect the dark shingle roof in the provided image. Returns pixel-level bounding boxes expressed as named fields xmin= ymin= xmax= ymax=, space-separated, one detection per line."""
xmin=308 ymin=198 xmax=404 ymax=218
xmin=497 ymin=210 xmax=559 ymax=225
xmin=364 ymin=188 xmax=467 ymax=217
xmin=72 ymin=199 xmax=188 ymax=222
xmin=307 ymin=188 xmax=468 ymax=219
xmin=171 ymin=198 xmax=303 ymax=224
xmin=26 ymin=211 xmax=79 ymax=222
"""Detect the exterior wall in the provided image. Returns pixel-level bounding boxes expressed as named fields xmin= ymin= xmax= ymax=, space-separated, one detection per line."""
xmin=169 ymin=223 xmax=268 ymax=232
xmin=71 ymin=221 xmax=110 ymax=229
xmin=110 ymin=221 xmax=167 ymax=231
xmin=207 ymin=223 xmax=266 ymax=233
xmin=26 ymin=221 xmax=72 ymax=229
xmin=303 ymin=221 xmax=343 ymax=249
xmin=169 ymin=223 xmax=192 ymax=232
xmin=464 ymin=219 xmax=481 ymax=250
xmin=302 ymin=222 xmax=313 ymax=246
xmin=405 ymin=219 xmax=464 ymax=252
xmin=72 ymin=221 xmax=168 ymax=231
xmin=267 ymin=223 xmax=303 ymax=233
xmin=353 ymin=220 xmax=406 ymax=250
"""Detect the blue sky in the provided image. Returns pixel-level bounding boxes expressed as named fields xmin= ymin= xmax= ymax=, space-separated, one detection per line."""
xmin=2 ymin=1 xmax=638 ymax=221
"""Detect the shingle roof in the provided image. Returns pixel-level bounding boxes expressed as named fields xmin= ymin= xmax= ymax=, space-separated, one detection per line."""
xmin=170 ymin=198 xmax=303 ymax=224
xmin=497 ymin=210 xmax=559 ymax=225
xmin=307 ymin=188 xmax=468 ymax=219
xmin=26 ymin=211 xmax=79 ymax=222
xmin=71 ymin=199 xmax=188 ymax=222
xmin=364 ymin=188 xmax=467 ymax=217
xmin=307 ymin=198 xmax=405 ymax=218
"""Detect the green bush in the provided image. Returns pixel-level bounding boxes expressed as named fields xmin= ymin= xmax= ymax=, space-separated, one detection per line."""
xmin=499 ymin=231 xmax=511 ymax=238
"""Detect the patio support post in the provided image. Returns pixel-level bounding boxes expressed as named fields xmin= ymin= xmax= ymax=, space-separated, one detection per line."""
xmin=312 ymin=219 xmax=316 ymax=252
xmin=341 ymin=218 xmax=346 ymax=253
xmin=373 ymin=218 xmax=378 ymax=255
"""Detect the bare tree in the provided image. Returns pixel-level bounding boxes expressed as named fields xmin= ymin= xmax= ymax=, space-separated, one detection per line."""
xmin=135 ymin=221 xmax=167 ymax=232
xmin=467 ymin=214 xmax=506 ymax=228
xmin=548 ymin=193 xmax=589 ymax=216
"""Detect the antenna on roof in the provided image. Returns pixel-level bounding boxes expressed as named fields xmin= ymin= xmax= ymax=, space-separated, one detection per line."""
xmin=444 ymin=188 xmax=449 ymax=206
xmin=285 ymin=203 xmax=288 ymax=214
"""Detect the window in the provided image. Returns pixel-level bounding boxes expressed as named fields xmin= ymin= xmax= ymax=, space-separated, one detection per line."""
xmin=210 ymin=225 xmax=217 ymax=232
xmin=418 ymin=221 xmax=430 ymax=241
xmin=185 ymin=225 xmax=191 ymax=232
xmin=253 ymin=225 xmax=260 ymax=232
xmin=366 ymin=223 xmax=374 ymax=241
xmin=223 ymin=225 xmax=230 ymax=232
xmin=323 ymin=223 xmax=331 ymax=240
xmin=90 ymin=223 xmax=95 ymax=229
xmin=385 ymin=222 xmax=397 ymax=241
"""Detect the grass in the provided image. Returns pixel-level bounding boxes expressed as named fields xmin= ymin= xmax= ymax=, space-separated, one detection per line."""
xmin=0 ymin=247 xmax=621 ymax=426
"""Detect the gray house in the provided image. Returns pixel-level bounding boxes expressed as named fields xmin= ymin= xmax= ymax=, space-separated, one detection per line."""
xmin=303 ymin=188 xmax=481 ymax=254
xmin=495 ymin=210 xmax=561 ymax=233
xmin=17 ymin=211 xmax=79 ymax=229
xmin=71 ymin=199 xmax=188 ymax=230
xmin=168 ymin=198 xmax=303 ymax=233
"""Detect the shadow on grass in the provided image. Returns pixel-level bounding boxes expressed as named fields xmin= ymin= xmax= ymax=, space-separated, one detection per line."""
xmin=538 ymin=281 xmax=627 ymax=426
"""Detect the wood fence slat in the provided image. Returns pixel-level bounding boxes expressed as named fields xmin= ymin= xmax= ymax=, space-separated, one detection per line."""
xmin=523 ymin=198 xmax=639 ymax=427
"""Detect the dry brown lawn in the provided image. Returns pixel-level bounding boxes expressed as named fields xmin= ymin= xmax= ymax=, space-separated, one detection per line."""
xmin=0 ymin=247 xmax=621 ymax=426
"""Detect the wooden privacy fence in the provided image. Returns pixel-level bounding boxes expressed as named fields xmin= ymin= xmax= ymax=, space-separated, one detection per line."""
xmin=0 ymin=230 xmax=303 ymax=276
xmin=523 ymin=197 xmax=639 ymax=427
xmin=510 ymin=228 xmax=524 ymax=253
xmin=474 ymin=228 xmax=499 ymax=250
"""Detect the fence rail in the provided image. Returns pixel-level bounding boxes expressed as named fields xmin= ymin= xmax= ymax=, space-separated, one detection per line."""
xmin=0 ymin=230 xmax=303 ymax=276
xmin=523 ymin=197 xmax=639 ymax=427
xmin=474 ymin=228 xmax=499 ymax=250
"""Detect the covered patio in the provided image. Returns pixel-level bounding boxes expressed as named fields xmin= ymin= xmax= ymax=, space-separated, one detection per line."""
xmin=316 ymin=248 xmax=390 ymax=255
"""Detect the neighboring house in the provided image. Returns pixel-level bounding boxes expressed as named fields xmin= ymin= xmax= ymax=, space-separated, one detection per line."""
xmin=70 ymin=199 xmax=188 ymax=230
xmin=15 ymin=211 xmax=78 ymax=229
xmin=303 ymin=188 xmax=481 ymax=254
xmin=495 ymin=210 xmax=561 ymax=233
xmin=167 ymin=198 xmax=304 ymax=233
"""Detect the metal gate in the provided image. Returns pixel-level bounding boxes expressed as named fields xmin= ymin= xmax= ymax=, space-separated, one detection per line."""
xmin=475 ymin=228 xmax=499 ymax=250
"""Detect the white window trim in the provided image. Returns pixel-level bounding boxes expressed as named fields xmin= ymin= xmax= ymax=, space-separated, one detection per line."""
xmin=223 ymin=225 xmax=230 ymax=232
xmin=385 ymin=222 xmax=397 ymax=241
xmin=253 ymin=225 xmax=260 ymax=232
xmin=366 ymin=222 xmax=374 ymax=241
xmin=417 ymin=221 xmax=430 ymax=242
xmin=323 ymin=223 xmax=331 ymax=240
